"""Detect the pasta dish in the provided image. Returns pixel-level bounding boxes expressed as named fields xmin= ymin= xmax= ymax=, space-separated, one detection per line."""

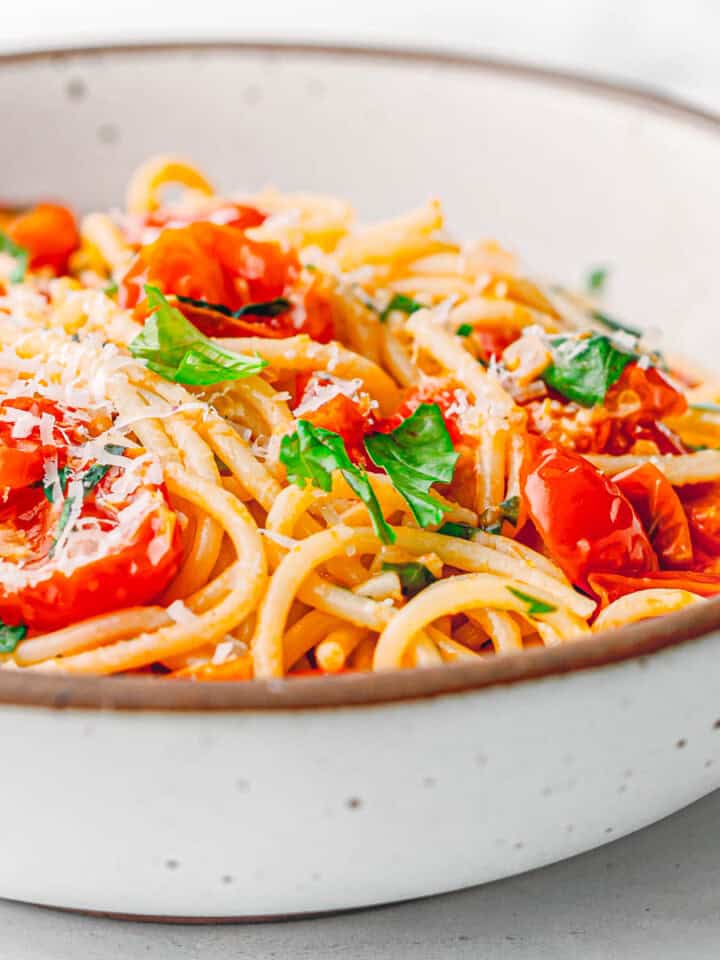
xmin=0 ymin=156 xmax=718 ymax=681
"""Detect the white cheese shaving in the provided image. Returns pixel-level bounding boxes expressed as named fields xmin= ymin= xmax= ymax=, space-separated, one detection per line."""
xmin=166 ymin=600 xmax=198 ymax=625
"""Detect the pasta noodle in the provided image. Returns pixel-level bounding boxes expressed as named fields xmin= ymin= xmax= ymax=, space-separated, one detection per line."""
xmin=0 ymin=155 xmax=717 ymax=682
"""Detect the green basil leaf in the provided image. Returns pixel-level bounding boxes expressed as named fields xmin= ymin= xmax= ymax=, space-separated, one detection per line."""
xmin=0 ymin=233 xmax=29 ymax=284
xmin=104 ymin=279 xmax=119 ymax=296
xmin=364 ymin=404 xmax=459 ymax=527
xmin=49 ymin=496 xmax=75 ymax=557
xmin=381 ymin=561 xmax=437 ymax=598
xmin=590 ymin=310 xmax=642 ymax=340
xmin=175 ymin=294 xmax=291 ymax=320
xmin=380 ymin=294 xmax=424 ymax=323
xmin=437 ymin=521 xmax=475 ymax=540
xmin=498 ymin=495 xmax=520 ymax=525
xmin=586 ymin=267 xmax=608 ymax=294
xmin=130 ymin=286 xmax=267 ymax=385
xmin=542 ymin=334 xmax=634 ymax=407
xmin=507 ymin=587 xmax=556 ymax=616
xmin=0 ymin=619 xmax=27 ymax=654
xmin=43 ymin=465 xmax=71 ymax=503
xmin=80 ymin=443 xmax=127 ymax=493
xmin=280 ymin=420 xmax=394 ymax=544
xmin=456 ymin=323 xmax=473 ymax=337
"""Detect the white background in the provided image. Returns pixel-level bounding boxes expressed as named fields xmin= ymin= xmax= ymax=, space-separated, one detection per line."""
xmin=3 ymin=0 xmax=720 ymax=111
xmin=1 ymin=2 xmax=720 ymax=957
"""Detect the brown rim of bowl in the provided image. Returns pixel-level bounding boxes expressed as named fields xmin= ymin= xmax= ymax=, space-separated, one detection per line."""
xmin=1 ymin=39 xmax=720 ymax=712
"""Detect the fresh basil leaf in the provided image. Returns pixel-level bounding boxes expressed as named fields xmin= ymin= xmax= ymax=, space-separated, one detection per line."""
xmin=43 ymin=466 xmax=71 ymax=503
xmin=586 ymin=267 xmax=608 ymax=294
xmin=0 ymin=619 xmax=27 ymax=654
xmin=380 ymin=294 xmax=424 ymax=323
xmin=507 ymin=587 xmax=556 ymax=616
xmin=542 ymin=334 xmax=634 ymax=407
xmin=130 ymin=286 xmax=267 ymax=385
xmin=280 ymin=420 xmax=394 ymax=544
xmin=498 ymin=495 xmax=520 ymax=525
xmin=104 ymin=279 xmax=119 ymax=296
xmin=0 ymin=233 xmax=29 ymax=284
xmin=49 ymin=495 xmax=75 ymax=557
xmin=437 ymin=521 xmax=475 ymax=540
xmin=80 ymin=443 xmax=127 ymax=493
xmin=456 ymin=323 xmax=473 ymax=337
xmin=175 ymin=294 xmax=291 ymax=320
xmin=381 ymin=561 xmax=437 ymax=598
xmin=364 ymin=404 xmax=459 ymax=528
xmin=590 ymin=310 xmax=642 ymax=340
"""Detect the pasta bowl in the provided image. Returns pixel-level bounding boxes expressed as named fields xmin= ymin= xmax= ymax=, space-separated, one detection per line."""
xmin=0 ymin=42 xmax=720 ymax=919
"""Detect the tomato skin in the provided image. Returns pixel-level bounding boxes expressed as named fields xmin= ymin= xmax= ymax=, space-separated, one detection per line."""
xmin=613 ymin=463 xmax=693 ymax=566
xmin=379 ymin=379 xmax=465 ymax=444
xmin=7 ymin=203 xmax=80 ymax=274
xmin=680 ymin=483 xmax=720 ymax=556
xmin=120 ymin=222 xmax=333 ymax=341
xmin=521 ymin=440 xmax=658 ymax=589
xmin=589 ymin=570 xmax=720 ymax=606
xmin=0 ymin=487 xmax=182 ymax=631
xmin=474 ymin=328 xmax=519 ymax=364
xmin=143 ymin=203 xmax=266 ymax=233
xmin=0 ymin=397 xmax=81 ymax=490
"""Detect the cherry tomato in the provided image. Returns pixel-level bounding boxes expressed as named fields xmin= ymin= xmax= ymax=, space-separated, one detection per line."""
xmin=0 ymin=476 xmax=182 ymax=631
xmin=7 ymin=203 xmax=80 ymax=274
xmin=0 ymin=397 xmax=86 ymax=490
xmin=143 ymin=203 xmax=266 ymax=233
xmin=0 ymin=398 xmax=183 ymax=631
xmin=474 ymin=328 xmax=519 ymax=364
xmin=680 ymin=483 xmax=720 ymax=556
xmin=379 ymin=378 xmax=466 ymax=444
xmin=294 ymin=374 xmax=376 ymax=467
xmin=613 ymin=463 xmax=693 ymax=566
xmin=521 ymin=439 xmax=658 ymax=589
xmin=589 ymin=570 xmax=720 ymax=606
xmin=119 ymin=222 xmax=334 ymax=342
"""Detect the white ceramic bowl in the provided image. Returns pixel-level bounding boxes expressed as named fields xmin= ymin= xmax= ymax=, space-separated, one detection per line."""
xmin=1 ymin=43 xmax=720 ymax=920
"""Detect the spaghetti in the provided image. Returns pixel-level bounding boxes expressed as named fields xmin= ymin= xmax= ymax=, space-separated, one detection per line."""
xmin=0 ymin=155 xmax=718 ymax=681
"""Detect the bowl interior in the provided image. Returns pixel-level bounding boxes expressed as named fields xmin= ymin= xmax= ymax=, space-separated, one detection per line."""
xmin=0 ymin=43 xmax=719 ymax=708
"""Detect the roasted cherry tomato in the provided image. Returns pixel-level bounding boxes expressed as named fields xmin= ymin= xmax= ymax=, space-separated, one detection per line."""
xmin=589 ymin=570 xmax=720 ymax=606
xmin=474 ymin=328 xmax=519 ymax=364
xmin=7 ymin=203 xmax=80 ymax=274
xmin=142 ymin=203 xmax=266 ymax=233
xmin=680 ymin=483 xmax=720 ymax=556
xmin=378 ymin=378 xmax=466 ymax=444
xmin=0 ymin=397 xmax=88 ymax=490
xmin=613 ymin=463 xmax=693 ymax=566
xmin=0 ymin=399 xmax=182 ymax=631
xmin=119 ymin=222 xmax=334 ymax=342
xmin=294 ymin=373 xmax=376 ymax=467
xmin=521 ymin=439 xmax=658 ymax=589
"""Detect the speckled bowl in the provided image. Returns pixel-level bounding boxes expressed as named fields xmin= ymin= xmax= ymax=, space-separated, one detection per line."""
xmin=1 ymin=42 xmax=719 ymax=920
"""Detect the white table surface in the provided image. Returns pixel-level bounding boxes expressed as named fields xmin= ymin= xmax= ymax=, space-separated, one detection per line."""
xmin=2 ymin=1 xmax=720 ymax=956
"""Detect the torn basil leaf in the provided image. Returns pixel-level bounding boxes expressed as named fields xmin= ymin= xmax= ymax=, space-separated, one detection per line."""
xmin=0 ymin=233 xmax=29 ymax=284
xmin=586 ymin=267 xmax=608 ymax=294
xmin=130 ymin=286 xmax=267 ymax=385
xmin=280 ymin=420 xmax=394 ymax=544
xmin=507 ymin=587 xmax=556 ymax=616
xmin=0 ymin=619 xmax=27 ymax=654
xmin=382 ymin=561 xmax=437 ymax=598
xmin=437 ymin=521 xmax=475 ymax=540
xmin=456 ymin=323 xmax=473 ymax=337
xmin=380 ymin=294 xmax=424 ymax=323
xmin=364 ymin=404 xmax=459 ymax=528
xmin=542 ymin=334 xmax=634 ymax=407
xmin=176 ymin=294 xmax=291 ymax=320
